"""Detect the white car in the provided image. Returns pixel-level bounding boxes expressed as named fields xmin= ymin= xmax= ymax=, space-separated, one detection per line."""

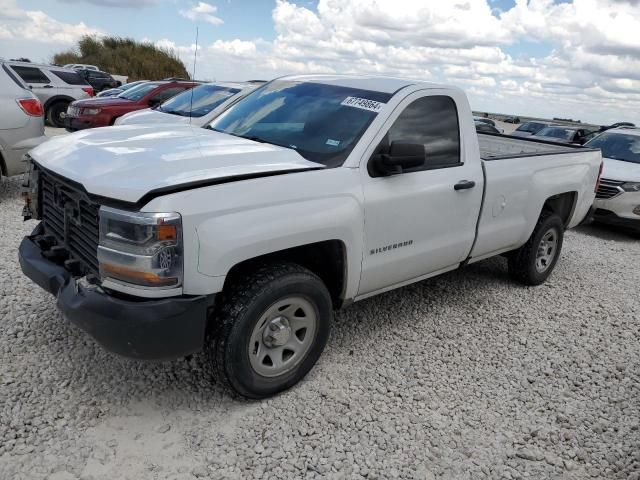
xmin=19 ymin=75 xmax=601 ymax=398
xmin=0 ymin=63 xmax=48 ymax=177
xmin=115 ymin=81 xmax=261 ymax=127
xmin=586 ymin=128 xmax=640 ymax=235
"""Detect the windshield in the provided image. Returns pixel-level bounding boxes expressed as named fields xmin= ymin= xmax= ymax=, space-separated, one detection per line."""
xmin=536 ymin=127 xmax=574 ymax=140
xmin=586 ymin=132 xmax=640 ymax=164
xmin=517 ymin=122 xmax=546 ymax=133
xmin=209 ymin=80 xmax=392 ymax=167
xmin=118 ymin=82 xmax=161 ymax=101
xmin=157 ymin=84 xmax=241 ymax=117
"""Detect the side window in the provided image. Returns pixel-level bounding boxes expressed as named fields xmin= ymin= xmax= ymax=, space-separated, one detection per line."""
xmin=50 ymin=70 xmax=87 ymax=85
xmin=150 ymin=87 xmax=188 ymax=104
xmin=382 ymin=95 xmax=461 ymax=172
xmin=11 ymin=66 xmax=51 ymax=84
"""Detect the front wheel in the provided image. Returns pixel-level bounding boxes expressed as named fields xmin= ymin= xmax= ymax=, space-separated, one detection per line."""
xmin=209 ymin=262 xmax=332 ymax=398
xmin=508 ymin=212 xmax=564 ymax=285
xmin=46 ymin=101 xmax=69 ymax=128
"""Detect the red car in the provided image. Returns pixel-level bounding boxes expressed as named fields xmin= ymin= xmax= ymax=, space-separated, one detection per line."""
xmin=63 ymin=80 xmax=199 ymax=131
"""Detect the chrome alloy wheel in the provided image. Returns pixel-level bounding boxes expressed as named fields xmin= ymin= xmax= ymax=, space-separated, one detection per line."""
xmin=248 ymin=297 xmax=317 ymax=377
xmin=535 ymin=228 xmax=558 ymax=273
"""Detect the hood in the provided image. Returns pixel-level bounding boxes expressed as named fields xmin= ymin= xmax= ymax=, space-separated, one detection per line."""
xmin=72 ymin=97 xmax=134 ymax=108
xmin=30 ymin=125 xmax=324 ymax=204
xmin=118 ymin=109 xmax=191 ymax=126
xmin=602 ymin=157 xmax=640 ymax=182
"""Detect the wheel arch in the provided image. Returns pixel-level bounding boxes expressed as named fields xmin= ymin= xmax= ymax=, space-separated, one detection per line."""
xmin=43 ymin=95 xmax=75 ymax=111
xmin=541 ymin=191 xmax=577 ymax=228
xmin=222 ymin=240 xmax=349 ymax=309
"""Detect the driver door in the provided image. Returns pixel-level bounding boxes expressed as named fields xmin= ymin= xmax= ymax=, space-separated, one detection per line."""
xmin=358 ymin=90 xmax=483 ymax=296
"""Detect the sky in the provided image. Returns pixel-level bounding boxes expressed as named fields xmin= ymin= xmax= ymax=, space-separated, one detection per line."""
xmin=1 ymin=0 xmax=640 ymax=125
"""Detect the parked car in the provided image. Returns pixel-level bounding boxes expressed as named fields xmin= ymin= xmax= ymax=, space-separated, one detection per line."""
xmin=5 ymin=61 xmax=94 ymax=128
xmin=64 ymin=80 xmax=198 ymax=131
xmin=503 ymin=116 xmax=520 ymax=124
xmin=97 ymin=80 xmax=147 ymax=98
xmin=532 ymin=126 xmax=594 ymax=145
xmin=19 ymin=75 xmax=602 ymax=398
xmin=473 ymin=116 xmax=503 ymax=133
xmin=586 ymin=128 xmax=640 ymax=235
xmin=474 ymin=121 xmax=501 ymax=134
xmin=510 ymin=121 xmax=551 ymax=137
xmin=0 ymin=63 xmax=48 ymax=177
xmin=64 ymin=64 xmax=99 ymax=71
xmin=76 ymin=69 xmax=118 ymax=93
xmin=115 ymin=81 xmax=261 ymax=127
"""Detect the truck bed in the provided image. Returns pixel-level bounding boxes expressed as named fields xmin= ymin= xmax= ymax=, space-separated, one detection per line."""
xmin=478 ymin=133 xmax=586 ymax=160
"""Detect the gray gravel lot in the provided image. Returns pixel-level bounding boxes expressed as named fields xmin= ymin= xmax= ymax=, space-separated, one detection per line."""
xmin=1 ymin=174 xmax=639 ymax=480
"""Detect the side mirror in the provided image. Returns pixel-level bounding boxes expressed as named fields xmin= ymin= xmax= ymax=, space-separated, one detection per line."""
xmin=148 ymin=98 xmax=161 ymax=108
xmin=370 ymin=141 xmax=425 ymax=176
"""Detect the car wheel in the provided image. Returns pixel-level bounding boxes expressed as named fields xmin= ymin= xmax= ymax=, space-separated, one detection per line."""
xmin=46 ymin=101 xmax=69 ymax=128
xmin=508 ymin=212 xmax=564 ymax=286
xmin=209 ymin=262 xmax=332 ymax=399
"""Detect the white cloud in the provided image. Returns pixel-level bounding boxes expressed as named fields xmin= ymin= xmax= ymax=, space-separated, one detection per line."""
xmin=59 ymin=0 xmax=160 ymax=6
xmin=180 ymin=2 xmax=224 ymax=26
xmin=0 ymin=0 xmax=102 ymax=45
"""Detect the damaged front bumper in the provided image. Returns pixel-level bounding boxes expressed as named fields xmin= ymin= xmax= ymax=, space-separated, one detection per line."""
xmin=19 ymin=224 xmax=215 ymax=360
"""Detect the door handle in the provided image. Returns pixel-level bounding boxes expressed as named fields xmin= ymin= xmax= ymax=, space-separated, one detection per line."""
xmin=42 ymin=85 xmax=54 ymax=89
xmin=454 ymin=180 xmax=476 ymax=191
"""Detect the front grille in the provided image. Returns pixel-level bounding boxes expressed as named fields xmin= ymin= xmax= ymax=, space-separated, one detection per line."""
xmin=40 ymin=169 xmax=100 ymax=276
xmin=596 ymin=178 xmax=624 ymax=200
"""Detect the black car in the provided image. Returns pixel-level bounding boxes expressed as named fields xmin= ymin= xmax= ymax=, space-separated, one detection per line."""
xmin=532 ymin=126 xmax=596 ymax=145
xmin=76 ymin=69 xmax=118 ymax=92
xmin=475 ymin=121 xmax=501 ymax=134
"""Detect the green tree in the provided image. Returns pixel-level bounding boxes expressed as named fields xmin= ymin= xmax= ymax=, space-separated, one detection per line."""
xmin=53 ymin=36 xmax=189 ymax=81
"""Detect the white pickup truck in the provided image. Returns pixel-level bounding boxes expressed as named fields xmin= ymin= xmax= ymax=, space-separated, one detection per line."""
xmin=19 ymin=75 xmax=602 ymax=398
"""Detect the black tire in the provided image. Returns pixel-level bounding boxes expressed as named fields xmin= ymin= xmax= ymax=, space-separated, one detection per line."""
xmin=209 ymin=262 xmax=332 ymax=399
xmin=508 ymin=212 xmax=564 ymax=286
xmin=46 ymin=101 xmax=69 ymax=128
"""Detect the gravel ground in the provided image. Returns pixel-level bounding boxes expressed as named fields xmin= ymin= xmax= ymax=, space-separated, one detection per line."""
xmin=1 ymin=174 xmax=639 ymax=480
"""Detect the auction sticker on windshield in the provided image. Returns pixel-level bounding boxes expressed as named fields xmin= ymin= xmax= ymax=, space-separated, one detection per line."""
xmin=341 ymin=97 xmax=385 ymax=113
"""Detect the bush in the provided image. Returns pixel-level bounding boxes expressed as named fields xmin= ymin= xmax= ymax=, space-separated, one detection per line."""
xmin=53 ymin=36 xmax=189 ymax=81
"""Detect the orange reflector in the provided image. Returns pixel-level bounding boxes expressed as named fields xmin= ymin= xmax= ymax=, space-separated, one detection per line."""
xmin=101 ymin=263 xmax=177 ymax=286
xmin=157 ymin=224 xmax=177 ymax=241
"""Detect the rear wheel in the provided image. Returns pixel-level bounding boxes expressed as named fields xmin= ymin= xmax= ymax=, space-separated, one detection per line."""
xmin=46 ymin=101 xmax=69 ymax=128
xmin=508 ymin=212 xmax=564 ymax=285
xmin=209 ymin=262 xmax=332 ymax=398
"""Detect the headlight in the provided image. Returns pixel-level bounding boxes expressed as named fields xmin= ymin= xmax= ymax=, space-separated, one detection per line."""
xmin=98 ymin=207 xmax=183 ymax=289
xmin=622 ymin=182 xmax=640 ymax=192
xmin=83 ymin=108 xmax=101 ymax=115
xmin=21 ymin=156 xmax=40 ymax=221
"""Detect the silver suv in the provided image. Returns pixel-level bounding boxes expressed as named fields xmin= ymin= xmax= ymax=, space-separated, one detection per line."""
xmin=5 ymin=61 xmax=93 ymax=128
xmin=0 ymin=63 xmax=47 ymax=178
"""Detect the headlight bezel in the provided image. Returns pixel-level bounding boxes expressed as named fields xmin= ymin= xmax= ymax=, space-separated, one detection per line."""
xmin=98 ymin=207 xmax=183 ymax=290
xmin=82 ymin=108 xmax=101 ymax=116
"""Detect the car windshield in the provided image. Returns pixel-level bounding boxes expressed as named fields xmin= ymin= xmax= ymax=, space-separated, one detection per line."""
xmin=118 ymin=82 xmax=161 ymax=101
xmin=536 ymin=127 xmax=574 ymax=140
xmin=517 ymin=122 xmax=546 ymax=133
xmin=156 ymin=84 xmax=241 ymax=118
xmin=120 ymin=81 xmax=146 ymax=91
xmin=586 ymin=132 xmax=640 ymax=164
xmin=209 ymin=80 xmax=392 ymax=167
